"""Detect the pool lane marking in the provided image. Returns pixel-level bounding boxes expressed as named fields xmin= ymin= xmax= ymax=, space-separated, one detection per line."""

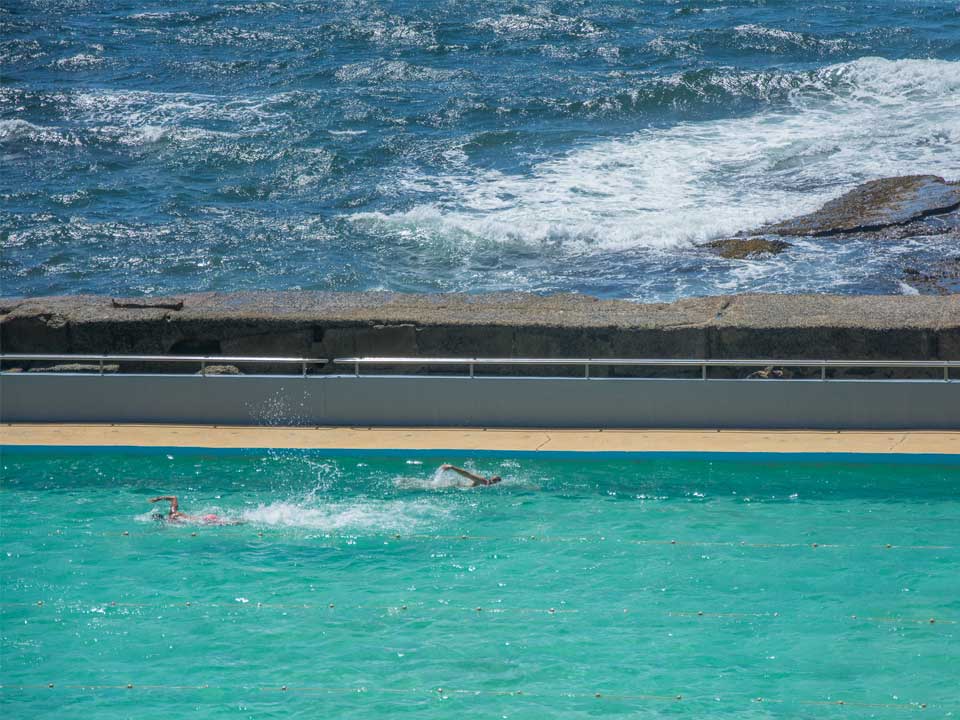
xmin=4 ymin=601 xmax=954 ymax=625
xmin=0 ymin=683 xmax=936 ymax=709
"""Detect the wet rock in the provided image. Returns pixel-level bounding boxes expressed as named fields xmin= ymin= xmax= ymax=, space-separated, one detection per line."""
xmin=702 ymin=238 xmax=791 ymax=259
xmin=903 ymin=257 xmax=960 ymax=295
xmin=761 ymin=175 xmax=960 ymax=237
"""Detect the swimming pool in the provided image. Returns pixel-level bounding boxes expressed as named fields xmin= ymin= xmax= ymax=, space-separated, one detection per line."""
xmin=2 ymin=448 xmax=957 ymax=718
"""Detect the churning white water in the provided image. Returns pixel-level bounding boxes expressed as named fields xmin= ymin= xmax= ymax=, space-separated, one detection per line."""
xmin=355 ymin=58 xmax=960 ymax=250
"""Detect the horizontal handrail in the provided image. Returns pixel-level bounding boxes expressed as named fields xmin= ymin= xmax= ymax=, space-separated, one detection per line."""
xmin=0 ymin=354 xmax=328 ymax=378
xmin=333 ymin=356 xmax=957 ymax=381
xmin=1 ymin=354 xmax=956 ymax=381
xmin=2 ymin=354 xmax=956 ymax=368
xmin=334 ymin=357 xmax=960 ymax=368
xmin=0 ymin=354 xmax=328 ymax=364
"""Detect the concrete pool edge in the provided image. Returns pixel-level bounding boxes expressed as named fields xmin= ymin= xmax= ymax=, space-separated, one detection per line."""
xmin=3 ymin=424 xmax=960 ymax=460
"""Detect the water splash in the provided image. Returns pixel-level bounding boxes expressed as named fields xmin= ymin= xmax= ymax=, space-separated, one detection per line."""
xmin=393 ymin=466 xmax=474 ymax=490
xmin=241 ymin=498 xmax=450 ymax=532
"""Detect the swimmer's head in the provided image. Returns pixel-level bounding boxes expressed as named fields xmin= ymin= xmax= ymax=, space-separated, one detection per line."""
xmin=151 ymin=510 xmax=166 ymax=522
xmin=489 ymin=476 xmax=502 ymax=485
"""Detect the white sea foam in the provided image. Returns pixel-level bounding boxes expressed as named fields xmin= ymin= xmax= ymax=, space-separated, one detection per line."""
xmin=352 ymin=58 xmax=960 ymax=251
xmin=241 ymin=499 xmax=449 ymax=532
xmin=897 ymin=281 xmax=920 ymax=296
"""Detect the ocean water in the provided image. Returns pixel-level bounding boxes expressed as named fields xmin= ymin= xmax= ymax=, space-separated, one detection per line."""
xmin=2 ymin=448 xmax=959 ymax=718
xmin=2 ymin=1 xmax=959 ymax=300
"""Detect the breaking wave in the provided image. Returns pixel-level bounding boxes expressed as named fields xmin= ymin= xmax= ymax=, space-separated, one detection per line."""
xmin=353 ymin=58 xmax=960 ymax=250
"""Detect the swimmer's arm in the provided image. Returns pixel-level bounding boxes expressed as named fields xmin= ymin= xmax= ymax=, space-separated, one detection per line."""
xmin=149 ymin=496 xmax=179 ymax=513
xmin=441 ymin=465 xmax=485 ymax=484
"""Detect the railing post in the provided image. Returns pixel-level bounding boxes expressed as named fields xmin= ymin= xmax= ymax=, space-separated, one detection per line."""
xmin=820 ymin=362 xmax=826 ymax=381
xmin=355 ymin=361 xmax=360 ymax=377
xmin=946 ymin=364 xmax=950 ymax=382
xmin=584 ymin=362 xmax=590 ymax=379
xmin=701 ymin=363 xmax=707 ymax=381
xmin=201 ymin=359 xmax=206 ymax=377
xmin=302 ymin=361 xmax=307 ymax=378
xmin=99 ymin=358 xmax=104 ymax=376
xmin=470 ymin=361 xmax=474 ymax=379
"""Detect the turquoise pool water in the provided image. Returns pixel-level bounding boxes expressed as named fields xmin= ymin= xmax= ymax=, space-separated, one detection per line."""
xmin=1 ymin=449 xmax=958 ymax=718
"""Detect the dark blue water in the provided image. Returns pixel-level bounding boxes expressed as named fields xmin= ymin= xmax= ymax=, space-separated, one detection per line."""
xmin=2 ymin=1 xmax=959 ymax=300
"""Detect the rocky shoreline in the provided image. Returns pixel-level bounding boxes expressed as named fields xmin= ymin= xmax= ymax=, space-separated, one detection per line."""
xmin=700 ymin=176 xmax=960 ymax=277
xmin=3 ymin=176 xmax=957 ymax=366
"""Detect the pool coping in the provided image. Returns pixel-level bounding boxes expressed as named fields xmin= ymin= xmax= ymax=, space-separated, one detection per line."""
xmin=3 ymin=424 xmax=959 ymax=461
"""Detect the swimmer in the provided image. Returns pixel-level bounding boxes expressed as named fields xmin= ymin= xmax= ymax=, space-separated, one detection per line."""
xmin=440 ymin=465 xmax=502 ymax=487
xmin=149 ymin=496 xmax=242 ymax=525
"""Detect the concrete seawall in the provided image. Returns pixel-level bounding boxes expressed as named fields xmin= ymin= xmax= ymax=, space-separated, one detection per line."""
xmin=2 ymin=292 xmax=958 ymax=365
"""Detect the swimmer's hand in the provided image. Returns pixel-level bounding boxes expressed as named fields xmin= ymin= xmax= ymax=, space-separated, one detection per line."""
xmin=440 ymin=464 xmax=453 ymax=471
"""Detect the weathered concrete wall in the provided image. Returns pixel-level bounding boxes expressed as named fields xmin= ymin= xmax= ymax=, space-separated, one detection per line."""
xmin=1 ymin=292 xmax=958 ymax=367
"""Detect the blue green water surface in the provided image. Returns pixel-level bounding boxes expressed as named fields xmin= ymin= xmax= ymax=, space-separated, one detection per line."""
xmin=1 ymin=449 xmax=958 ymax=718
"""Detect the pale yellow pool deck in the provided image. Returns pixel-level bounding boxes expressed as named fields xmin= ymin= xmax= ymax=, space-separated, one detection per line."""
xmin=2 ymin=424 xmax=959 ymax=455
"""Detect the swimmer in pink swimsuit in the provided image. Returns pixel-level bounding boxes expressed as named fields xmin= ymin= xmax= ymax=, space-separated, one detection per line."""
xmin=149 ymin=496 xmax=243 ymax=525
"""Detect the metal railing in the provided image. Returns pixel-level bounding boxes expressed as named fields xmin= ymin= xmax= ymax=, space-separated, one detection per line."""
xmin=0 ymin=354 xmax=329 ymax=377
xmin=1 ymin=354 xmax=957 ymax=381
xmin=334 ymin=357 xmax=959 ymax=381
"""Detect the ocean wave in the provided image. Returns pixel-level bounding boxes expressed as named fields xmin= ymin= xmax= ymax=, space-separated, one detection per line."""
xmin=23 ymin=88 xmax=300 ymax=150
xmin=0 ymin=119 xmax=79 ymax=147
xmin=335 ymin=59 xmax=463 ymax=84
xmin=727 ymin=23 xmax=856 ymax=53
xmin=645 ymin=36 xmax=702 ymax=59
xmin=176 ymin=25 xmax=305 ymax=50
xmin=52 ymin=53 xmax=105 ymax=70
xmin=128 ymin=11 xmax=178 ymax=21
xmin=351 ymin=57 xmax=960 ymax=250
xmin=474 ymin=13 xmax=604 ymax=40
xmin=335 ymin=17 xmax=436 ymax=47
xmin=0 ymin=38 xmax=46 ymax=65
